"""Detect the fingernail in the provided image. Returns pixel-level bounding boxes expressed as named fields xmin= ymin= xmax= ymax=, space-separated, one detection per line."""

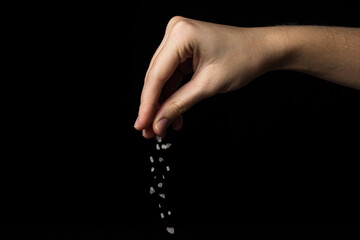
xmin=134 ymin=116 xmax=140 ymax=129
xmin=155 ymin=118 xmax=169 ymax=134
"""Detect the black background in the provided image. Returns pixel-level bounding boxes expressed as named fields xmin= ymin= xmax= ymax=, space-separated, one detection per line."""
xmin=32 ymin=0 xmax=360 ymax=239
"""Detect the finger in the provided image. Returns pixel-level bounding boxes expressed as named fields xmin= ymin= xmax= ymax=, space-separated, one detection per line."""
xmin=147 ymin=17 xmax=185 ymax=76
xmin=136 ymin=32 xmax=192 ymax=131
xmin=142 ymin=127 xmax=155 ymax=139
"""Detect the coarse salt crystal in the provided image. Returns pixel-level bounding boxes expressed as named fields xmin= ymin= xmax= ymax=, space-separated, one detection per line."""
xmin=150 ymin=186 xmax=155 ymax=195
xmin=166 ymin=227 xmax=175 ymax=234
xmin=161 ymin=143 xmax=172 ymax=150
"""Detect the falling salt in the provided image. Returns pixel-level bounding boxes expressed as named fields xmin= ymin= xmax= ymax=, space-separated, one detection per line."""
xmin=166 ymin=227 xmax=175 ymax=235
xmin=156 ymin=136 xmax=162 ymax=142
xmin=149 ymin=136 xmax=175 ymax=235
xmin=161 ymin=143 xmax=172 ymax=149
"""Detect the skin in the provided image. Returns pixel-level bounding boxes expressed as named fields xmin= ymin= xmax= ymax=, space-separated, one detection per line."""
xmin=134 ymin=16 xmax=360 ymax=138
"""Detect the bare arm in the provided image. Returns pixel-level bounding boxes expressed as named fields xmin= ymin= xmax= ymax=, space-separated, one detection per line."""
xmin=274 ymin=26 xmax=360 ymax=89
xmin=134 ymin=17 xmax=360 ymax=138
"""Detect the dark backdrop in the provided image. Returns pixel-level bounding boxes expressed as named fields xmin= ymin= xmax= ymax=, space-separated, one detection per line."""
xmin=44 ymin=1 xmax=360 ymax=239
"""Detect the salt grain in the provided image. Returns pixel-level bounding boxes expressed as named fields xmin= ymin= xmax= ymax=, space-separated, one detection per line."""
xmin=161 ymin=143 xmax=172 ymax=149
xmin=156 ymin=136 xmax=162 ymax=142
xmin=150 ymin=156 xmax=154 ymax=163
xmin=166 ymin=166 xmax=170 ymax=171
xmin=159 ymin=157 xmax=164 ymax=163
xmin=159 ymin=193 xmax=165 ymax=199
xmin=160 ymin=212 xmax=164 ymax=218
xmin=158 ymin=182 xmax=163 ymax=188
xmin=166 ymin=227 xmax=175 ymax=235
xmin=168 ymin=211 xmax=171 ymax=215
xmin=150 ymin=186 xmax=155 ymax=195
xmin=151 ymin=167 xmax=155 ymax=172
xmin=156 ymin=144 xmax=160 ymax=150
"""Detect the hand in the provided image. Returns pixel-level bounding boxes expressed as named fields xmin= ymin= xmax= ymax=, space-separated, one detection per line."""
xmin=134 ymin=16 xmax=279 ymax=138
xmin=134 ymin=16 xmax=360 ymax=138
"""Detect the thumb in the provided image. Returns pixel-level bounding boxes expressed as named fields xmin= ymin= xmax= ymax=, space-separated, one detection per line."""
xmin=152 ymin=72 xmax=210 ymax=136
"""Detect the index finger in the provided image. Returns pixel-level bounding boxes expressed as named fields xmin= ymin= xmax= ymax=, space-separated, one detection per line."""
xmin=135 ymin=19 xmax=194 ymax=131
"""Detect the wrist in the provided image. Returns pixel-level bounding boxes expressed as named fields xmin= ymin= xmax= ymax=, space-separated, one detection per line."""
xmin=259 ymin=26 xmax=301 ymax=72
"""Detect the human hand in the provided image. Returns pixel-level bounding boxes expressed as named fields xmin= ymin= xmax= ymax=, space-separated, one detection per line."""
xmin=134 ymin=16 xmax=282 ymax=138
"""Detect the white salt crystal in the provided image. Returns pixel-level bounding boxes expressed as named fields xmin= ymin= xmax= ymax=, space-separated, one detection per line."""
xmin=159 ymin=203 xmax=161 ymax=208
xmin=158 ymin=182 xmax=163 ymax=188
xmin=150 ymin=156 xmax=154 ymax=163
xmin=160 ymin=212 xmax=164 ymax=218
xmin=156 ymin=136 xmax=162 ymax=142
xmin=162 ymin=175 xmax=165 ymax=179
xmin=159 ymin=157 xmax=164 ymax=163
xmin=166 ymin=166 xmax=170 ymax=171
xmin=154 ymin=176 xmax=157 ymax=179
xmin=150 ymin=186 xmax=155 ymax=194
xmin=159 ymin=193 xmax=165 ymax=199
xmin=156 ymin=144 xmax=160 ymax=150
xmin=161 ymin=143 xmax=172 ymax=149
xmin=151 ymin=167 xmax=155 ymax=172
xmin=168 ymin=210 xmax=171 ymax=215
xmin=166 ymin=227 xmax=175 ymax=234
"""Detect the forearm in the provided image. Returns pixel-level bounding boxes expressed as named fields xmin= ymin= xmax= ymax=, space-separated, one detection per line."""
xmin=268 ymin=26 xmax=360 ymax=90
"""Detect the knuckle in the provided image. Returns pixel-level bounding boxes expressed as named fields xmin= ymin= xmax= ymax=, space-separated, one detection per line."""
xmin=170 ymin=100 xmax=186 ymax=116
xmin=167 ymin=16 xmax=195 ymax=38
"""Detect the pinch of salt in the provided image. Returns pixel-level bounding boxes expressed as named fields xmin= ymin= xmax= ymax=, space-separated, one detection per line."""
xmin=159 ymin=193 xmax=165 ymax=199
xmin=156 ymin=144 xmax=160 ymax=150
xmin=159 ymin=157 xmax=164 ymax=163
xmin=166 ymin=227 xmax=175 ymax=235
xmin=150 ymin=186 xmax=155 ymax=194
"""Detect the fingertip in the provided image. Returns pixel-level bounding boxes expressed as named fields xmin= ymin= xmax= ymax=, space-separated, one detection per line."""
xmin=154 ymin=117 xmax=169 ymax=136
xmin=142 ymin=128 xmax=155 ymax=139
